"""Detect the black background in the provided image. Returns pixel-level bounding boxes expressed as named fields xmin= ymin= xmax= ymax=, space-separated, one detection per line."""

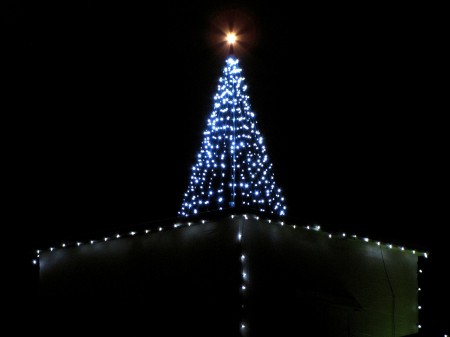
xmin=5 ymin=0 xmax=447 ymax=333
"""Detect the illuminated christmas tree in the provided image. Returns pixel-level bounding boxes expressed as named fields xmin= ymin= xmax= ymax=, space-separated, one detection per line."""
xmin=179 ymin=54 xmax=287 ymax=218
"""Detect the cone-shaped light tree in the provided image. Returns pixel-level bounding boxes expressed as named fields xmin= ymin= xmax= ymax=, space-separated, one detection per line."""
xmin=179 ymin=52 xmax=286 ymax=218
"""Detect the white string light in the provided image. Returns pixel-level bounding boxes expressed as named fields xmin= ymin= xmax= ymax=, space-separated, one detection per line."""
xmin=32 ymin=212 xmax=428 ymax=334
xmin=34 ymin=215 xmax=427 ymax=260
xmin=178 ymin=56 xmax=287 ymax=218
xmin=240 ymin=228 xmax=247 ymax=336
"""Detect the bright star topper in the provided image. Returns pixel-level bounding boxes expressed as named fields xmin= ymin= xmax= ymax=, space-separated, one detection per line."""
xmin=226 ymin=32 xmax=237 ymax=44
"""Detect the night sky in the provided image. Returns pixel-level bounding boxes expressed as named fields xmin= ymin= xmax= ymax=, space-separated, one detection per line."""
xmin=8 ymin=1 xmax=446 ymax=333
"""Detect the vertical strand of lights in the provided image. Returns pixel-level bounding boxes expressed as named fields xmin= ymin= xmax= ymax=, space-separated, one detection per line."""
xmin=239 ymin=215 xmax=247 ymax=335
xmin=179 ymin=56 xmax=287 ymax=217
xmin=417 ymin=253 xmax=428 ymax=332
xmin=232 ymin=85 xmax=237 ymax=207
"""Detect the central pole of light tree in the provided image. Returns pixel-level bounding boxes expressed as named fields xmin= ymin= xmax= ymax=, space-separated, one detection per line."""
xmin=227 ymin=32 xmax=237 ymax=207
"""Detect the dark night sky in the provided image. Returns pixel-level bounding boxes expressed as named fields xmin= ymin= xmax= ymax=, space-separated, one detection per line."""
xmin=7 ymin=0 xmax=447 ymax=331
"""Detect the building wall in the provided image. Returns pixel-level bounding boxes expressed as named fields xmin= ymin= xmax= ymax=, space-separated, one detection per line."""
xmin=241 ymin=217 xmax=419 ymax=336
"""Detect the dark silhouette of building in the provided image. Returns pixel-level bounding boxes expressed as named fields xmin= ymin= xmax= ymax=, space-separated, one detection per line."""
xmin=38 ymin=209 xmax=423 ymax=336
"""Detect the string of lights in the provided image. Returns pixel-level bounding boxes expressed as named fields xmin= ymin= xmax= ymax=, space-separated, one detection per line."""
xmin=238 ymin=216 xmax=247 ymax=335
xmin=33 ymin=213 xmax=427 ymax=331
xmin=32 ymin=214 xmax=428 ymax=263
xmin=179 ymin=56 xmax=287 ymax=217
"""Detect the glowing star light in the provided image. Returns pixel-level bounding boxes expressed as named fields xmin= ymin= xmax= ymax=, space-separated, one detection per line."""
xmin=226 ymin=32 xmax=237 ymax=44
